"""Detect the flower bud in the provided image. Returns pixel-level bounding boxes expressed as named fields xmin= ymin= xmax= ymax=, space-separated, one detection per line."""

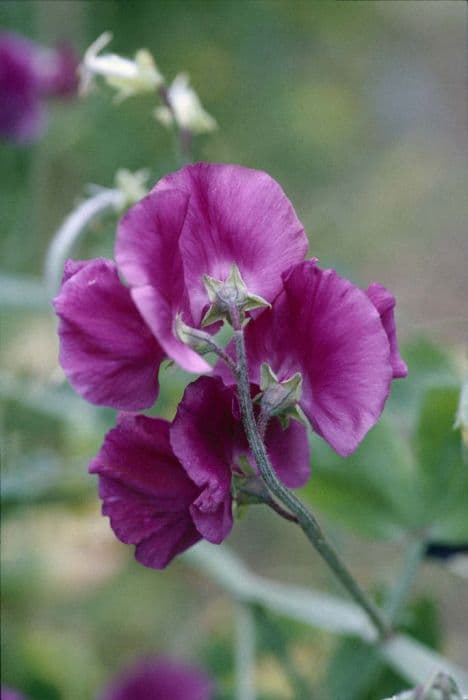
xmin=154 ymin=72 xmax=216 ymax=134
xmin=80 ymin=32 xmax=163 ymax=101
xmin=259 ymin=363 xmax=304 ymax=424
xmin=174 ymin=315 xmax=216 ymax=355
xmin=202 ymin=264 xmax=270 ymax=326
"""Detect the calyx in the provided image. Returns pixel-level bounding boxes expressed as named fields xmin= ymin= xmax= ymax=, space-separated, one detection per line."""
xmin=202 ymin=263 xmax=270 ymax=326
xmin=259 ymin=363 xmax=304 ymax=425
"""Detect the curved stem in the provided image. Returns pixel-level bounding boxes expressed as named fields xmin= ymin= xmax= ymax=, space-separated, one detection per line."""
xmin=44 ymin=188 xmax=124 ymax=297
xmin=232 ymin=321 xmax=391 ymax=640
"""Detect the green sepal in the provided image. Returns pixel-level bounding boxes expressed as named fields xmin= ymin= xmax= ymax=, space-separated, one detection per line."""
xmin=201 ymin=264 xmax=270 ymax=327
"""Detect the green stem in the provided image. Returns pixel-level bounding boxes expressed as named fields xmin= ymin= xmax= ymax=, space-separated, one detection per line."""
xmin=232 ymin=320 xmax=391 ymax=640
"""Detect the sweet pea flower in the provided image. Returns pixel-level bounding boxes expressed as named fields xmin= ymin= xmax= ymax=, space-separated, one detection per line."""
xmin=217 ymin=260 xmax=407 ymax=457
xmin=79 ymin=32 xmax=163 ymax=101
xmin=89 ymin=414 xmax=202 ymax=569
xmin=171 ymin=376 xmax=310 ymax=544
xmin=99 ymin=657 xmax=214 ymax=700
xmin=54 ymin=259 xmax=164 ymax=411
xmin=116 ymin=162 xmax=308 ymax=373
xmin=90 ymin=376 xmax=309 ymax=566
xmin=0 ymin=32 xmax=78 ymax=143
xmin=1 ymin=689 xmax=27 ymax=700
xmin=154 ymin=73 xmax=217 ymax=134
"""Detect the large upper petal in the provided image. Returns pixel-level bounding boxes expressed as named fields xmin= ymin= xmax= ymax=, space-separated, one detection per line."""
xmin=89 ymin=414 xmax=201 ymax=569
xmin=116 ymin=188 xmax=211 ymax=373
xmin=170 ymin=377 xmax=235 ymax=544
xmin=366 ymin=283 xmax=408 ymax=379
xmin=155 ymin=163 xmax=308 ymax=325
xmin=54 ymin=258 xmax=163 ymax=411
xmin=242 ymin=261 xmax=393 ymax=457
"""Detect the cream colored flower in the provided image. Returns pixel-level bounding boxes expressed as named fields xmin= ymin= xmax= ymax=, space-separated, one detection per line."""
xmin=155 ymin=73 xmax=217 ymax=134
xmin=79 ymin=32 xmax=163 ymax=101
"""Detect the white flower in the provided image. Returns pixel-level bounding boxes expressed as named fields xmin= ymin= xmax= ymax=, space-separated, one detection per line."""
xmin=155 ymin=73 xmax=217 ymax=134
xmin=114 ymin=168 xmax=150 ymax=206
xmin=79 ymin=32 xmax=164 ymax=101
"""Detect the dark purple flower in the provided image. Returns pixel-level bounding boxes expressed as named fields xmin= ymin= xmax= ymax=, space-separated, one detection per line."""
xmin=89 ymin=413 xmax=202 ymax=569
xmin=116 ymin=163 xmax=308 ymax=373
xmin=366 ymin=283 xmax=408 ymax=378
xmin=100 ymin=656 xmax=214 ymax=700
xmin=1 ymin=689 xmax=27 ymax=700
xmin=0 ymin=32 xmax=78 ymax=143
xmin=217 ymin=260 xmax=404 ymax=457
xmin=171 ymin=376 xmax=310 ymax=543
xmin=54 ymin=259 xmax=164 ymax=411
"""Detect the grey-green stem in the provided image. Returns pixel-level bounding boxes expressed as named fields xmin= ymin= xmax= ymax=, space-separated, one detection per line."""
xmin=231 ymin=315 xmax=391 ymax=640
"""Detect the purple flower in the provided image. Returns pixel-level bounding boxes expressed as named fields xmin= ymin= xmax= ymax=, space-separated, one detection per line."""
xmin=99 ymin=656 xmax=214 ymax=700
xmin=116 ymin=163 xmax=308 ymax=373
xmin=54 ymin=259 xmax=164 ymax=411
xmin=217 ymin=260 xmax=406 ymax=457
xmin=1 ymin=689 xmax=27 ymax=700
xmin=89 ymin=413 xmax=202 ymax=569
xmin=366 ymin=283 xmax=408 ymax=378
xmin=0 ymin=32 xmax=78 ymax=143
xmin=171 ymin=376 xmax=310 ymax=543
xmin=89 ymin=375 xmax=309 ymax=565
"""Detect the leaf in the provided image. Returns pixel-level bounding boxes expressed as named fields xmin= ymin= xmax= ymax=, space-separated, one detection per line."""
xmin=301 ymin=420 xmax=415 ymax=539
xmin=414 ymin=386 xmax=467 ymax=527
xmin=388 ymin=338 xmax=456 ymax=427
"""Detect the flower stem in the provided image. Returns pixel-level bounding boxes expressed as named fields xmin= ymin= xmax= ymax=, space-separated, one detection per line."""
xmin=158 ymin=85 xmax=193 ymax=165
xmin=231 ymin=320 xmax=391 ymax=640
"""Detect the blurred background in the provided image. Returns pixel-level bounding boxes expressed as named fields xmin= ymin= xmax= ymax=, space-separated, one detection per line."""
xmin=1 ymin=1 xmax=467 ymax=698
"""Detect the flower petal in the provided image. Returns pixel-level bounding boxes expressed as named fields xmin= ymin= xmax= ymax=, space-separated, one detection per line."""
xmin=170 ymin=377 xmax=235 ymax=544
xmin=243 ymin=261 xmax=393 ymax=456
xmin=100 ymin=656 xmax=214 ymax=700
xmin=54 ymin=258 xmax=163 ymax=410
xmin=156 ymin=163 xmax=308 ymax=324
xmin=89 ymin=414 xmax=201 ymax=569
xmin=116 ymin=188 xmax=211 ymax=373
xmin=265 ymin=418 xmax=311 ymax=488
xmin=366 ymin=283 xmax=408 ymax=379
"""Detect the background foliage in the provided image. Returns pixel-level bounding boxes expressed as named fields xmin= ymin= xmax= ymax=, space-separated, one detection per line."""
xmin=1 ymin=1 xmax=467 ymax=698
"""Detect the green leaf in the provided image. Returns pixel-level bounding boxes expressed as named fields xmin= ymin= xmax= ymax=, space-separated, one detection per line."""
xmin=388 ymin=338 xmax=456 ymax=426
xmin=301 ymin=420 xmax=415 ymax=539
xmin=414 ymin=386 xmax=466 ymax=526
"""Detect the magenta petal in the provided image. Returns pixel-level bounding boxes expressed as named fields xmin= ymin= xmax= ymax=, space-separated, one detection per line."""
xmin=0 ymin=33 xmax=44 ymax=142
xmin=89 ymin=414 xmax=201 ymax=569
xmin=265 ymin=418 xmax=310 ymax=488
xmin=170 ymin=377 xmax=234 ymax=544
xmin=243 ymin=261 xmax=393 ymax=457
xmin=116 ymin=188 xmax=211 ymax=373
xmin=366 ymin=283 xmax=408 ymax=379
xmin=100 ymin=657 xmax=214 ymax=700
xmin=156 ymin=163 xmax=308 ymax=324
xmin=54 ymin=258 xmax=164 ymax=411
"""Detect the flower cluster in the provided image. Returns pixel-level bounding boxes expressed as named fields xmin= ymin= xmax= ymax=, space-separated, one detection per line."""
xmin=0 ymin=32 xmax=78 ymax=143
xmin=54 ymin=162 xmax=407 ymax=569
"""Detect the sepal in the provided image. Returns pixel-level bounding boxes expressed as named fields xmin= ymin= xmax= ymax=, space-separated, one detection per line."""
xmin=201 ymin=263 xmax=270 ymax=327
